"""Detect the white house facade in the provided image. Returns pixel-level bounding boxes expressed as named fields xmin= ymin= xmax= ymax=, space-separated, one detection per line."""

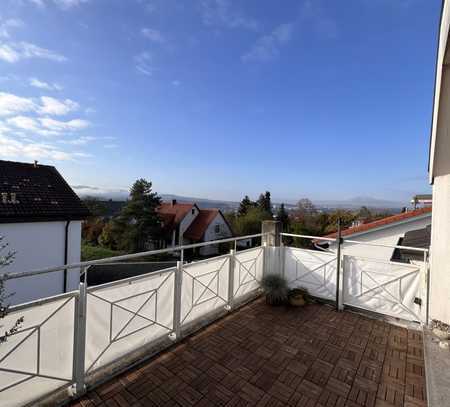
xmin=428 ymin=0 xmax=450 ymax=324
xmin=157 ymin=200 xmax=233 ymax=255
xmin=0 ymin=160 xmax=90 ymax=305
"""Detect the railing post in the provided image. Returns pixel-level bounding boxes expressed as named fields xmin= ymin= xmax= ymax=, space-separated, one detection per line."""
xmin=280 ymin=238 xmax=285 ymax=277
xmin=173 ymin=261 xmax=183 ymax=339
xmin=262 ymin=221 xmax=282 ymax=276
xmin=335 ymin=219 xmax=343 ymax=311
xmin=227 ymin=250 xmax=235 ymax=309
xmin=425 ymin=250 xmax=430 ymax=326
xmin=73 ymin=268 xmax=87 ymax=396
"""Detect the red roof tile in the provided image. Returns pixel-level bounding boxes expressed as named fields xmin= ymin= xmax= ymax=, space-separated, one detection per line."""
xmin=184 ymin=209 xmax=220 ymax=241
xmin=321 ymin=207 xmax=432 ymax=240
xmin=157 ymin=202 xmax=196 ymax=226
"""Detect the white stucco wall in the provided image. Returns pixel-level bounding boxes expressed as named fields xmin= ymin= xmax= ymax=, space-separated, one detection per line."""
xmin=327 ymin=215 xmax=431 ymax=261
xmin=179 ymin=206 xmax=199 ymax=245
xmin=430 ymin=175 xmax=450 ymax=323
xmin=1 ymin=221 xmax=82 ymax=305
xmin=199 ymin=213 xmax=233 ymax=256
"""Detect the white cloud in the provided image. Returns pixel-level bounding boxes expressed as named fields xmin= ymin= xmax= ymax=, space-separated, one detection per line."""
xmin=141 ymin=28 xmax=165 ymax=44
xmin=199 ymin=0 xmax=259 ymax=31
xmin=104 ymin=143 xmax=118 ymax=149
xmin=0 ymin=134 xmax=76 ymax=161
xmin=241 ymin=23 xmax=294 ymax=63
xmin=39 ymin=96 xmax=79 ymax=115
xmin=0 ymin=41 xmax=66 ymax=63
xmin=39 ymin=117 xmax=90 ymax=132
xmin=29 ymin=77 xmax=63 ymax=91
xmin=0 ymin=92 xmax=36 ymax=116
xmin=0 ymin=19 xmax=24 ymax=39
xmin=0 ymin=92 xmax=81 ymax=118
xmin=134 ymin=51 xmax=153 ymax=76
xmin=6 ymin=116 xmax=41 ymax=132
xmin=28 ymin=0 xmax=90 ymax=9
xmin=62 ymin=135 xmax=96 ymax=145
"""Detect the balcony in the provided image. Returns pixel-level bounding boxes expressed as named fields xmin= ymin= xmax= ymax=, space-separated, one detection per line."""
xmin=70 ymin=298 xmax=427 ymax=407
xmin=0 ymin=229 xmax=432 ymax=407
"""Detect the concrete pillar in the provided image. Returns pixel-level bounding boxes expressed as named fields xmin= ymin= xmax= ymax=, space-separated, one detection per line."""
xmin=262 ymin=221 xmax=282 ymax=247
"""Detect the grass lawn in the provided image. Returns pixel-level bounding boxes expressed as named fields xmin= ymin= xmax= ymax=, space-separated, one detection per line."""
xmin=81 ymin=243 xmax=125 ymax=261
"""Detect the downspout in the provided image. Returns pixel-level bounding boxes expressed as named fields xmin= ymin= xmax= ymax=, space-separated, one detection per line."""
xmin=63 ymin=220 xmax=70 ymax=293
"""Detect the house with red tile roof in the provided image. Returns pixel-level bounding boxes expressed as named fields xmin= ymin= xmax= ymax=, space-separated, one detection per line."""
xmin=157 ymin=200 xmax=233 ymax=255
xmin=316 ymin=207 xmax=432 ymax=262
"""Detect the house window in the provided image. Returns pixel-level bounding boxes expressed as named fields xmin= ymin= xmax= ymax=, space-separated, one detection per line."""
xmin=192 ymin=208 xmax=195 ymax=215
xmin=215 ymin=224 xmax=220 ymax=233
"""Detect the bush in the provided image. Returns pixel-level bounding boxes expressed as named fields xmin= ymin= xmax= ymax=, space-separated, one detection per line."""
xmin=81 ymin=243 xmax=125 ymax=261
xmin=261 ymin=274 xmax=288 ymax=306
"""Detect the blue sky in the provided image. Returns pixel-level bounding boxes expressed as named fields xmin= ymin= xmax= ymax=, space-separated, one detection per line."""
xmin=0 ymin=0 xmax=442 ymax=204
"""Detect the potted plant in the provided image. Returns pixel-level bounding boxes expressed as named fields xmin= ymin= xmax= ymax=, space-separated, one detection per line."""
xmin=288 ymin=287 xmax=310 ymax=307
xmin=261 ymin=274 xmax=288 ymax=306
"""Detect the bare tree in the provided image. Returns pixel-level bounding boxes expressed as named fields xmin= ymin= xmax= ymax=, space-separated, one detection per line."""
xmin=0 ymin=236 xmax=23 ymax=344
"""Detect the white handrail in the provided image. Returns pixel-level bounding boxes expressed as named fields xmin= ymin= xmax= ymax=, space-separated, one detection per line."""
xmin=280 ymin=232 xmax=429 ymax=253
xmin=280 ymin=233 xmax=336 ymax=242
xmin=1 ymin=233 xmax=266 ymax=281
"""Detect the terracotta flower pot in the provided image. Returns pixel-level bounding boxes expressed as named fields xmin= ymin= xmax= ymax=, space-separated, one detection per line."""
xmin=289 ymin=294 xmax=306 ymax=307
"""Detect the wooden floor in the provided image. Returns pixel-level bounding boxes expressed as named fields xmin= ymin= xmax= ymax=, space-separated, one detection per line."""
xmin=71 ymin=298 xmax=427 ymax=407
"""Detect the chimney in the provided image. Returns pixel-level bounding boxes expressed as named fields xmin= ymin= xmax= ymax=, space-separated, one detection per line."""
xmin=33 ymin=160 xmax=38 ymax=168
xmin=171 ymin=199 xmax=177 ymax=206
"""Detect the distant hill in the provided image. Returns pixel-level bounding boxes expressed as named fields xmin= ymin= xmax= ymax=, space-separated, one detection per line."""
xmin=74 ymin=185 xmax=404 ymax=214
xmin=314 ymin=196 xmax=404 ymax=210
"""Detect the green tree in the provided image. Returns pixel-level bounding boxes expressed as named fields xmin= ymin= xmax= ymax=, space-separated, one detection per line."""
xmin=257 ymin=191 xmax=272 ymax=216
xmin=106 ymin=179 xmax=163 ymax=252
xmin=238 ymin=195 xmax=256 ymax=217
xmin=83 ymin=196 xmax=107 ymax=218
xmin=233 ymin=207 xmax=272 ymax=236
xmin=276 ymin=203 xmax=289 ymax=231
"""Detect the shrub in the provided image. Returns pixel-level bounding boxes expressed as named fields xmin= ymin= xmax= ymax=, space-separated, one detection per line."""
xmin=261 ymin=274 xmax=288 ymax=306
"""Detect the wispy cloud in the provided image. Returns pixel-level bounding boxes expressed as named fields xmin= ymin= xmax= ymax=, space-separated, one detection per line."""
xmin=104 ymin=143 xmax=118 ymax=149
xmin=38 ymin=117 xmax=90 ymax=132
xmin=241 ymin=23 xmax=294 ymax=63
xmin=28 ymin=0 xmax=90 ymax=9
xmin=0 ymin=41 xmax=67 ymax=63
xmin=39 ymin=96 xmax=79 ymax=115
xmin=29 ymin=77 xmax=63 ymax=91
xmin=0 ymin=18 xmax=24 ymax=39
xmin=0 ymin=92 xmax=36 ymax=116
xmin=134 ymin=51 xmax=154 ymax=76
xmin=61 ymin=135 xmax=96 ymax=145
xmin=0 ymin=133 xmax=83 ymax=161
xmin=301 ymin=0 xmax=338 ymax=39
xmin=141 ymin=28 xmax=165 ymax=44
xmin=199 ymin=0 xmax=259 ymax=31
xmin=0 ymin=92 xmax=80 ymax=118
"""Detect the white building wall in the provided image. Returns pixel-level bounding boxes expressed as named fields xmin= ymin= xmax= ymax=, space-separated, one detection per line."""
xmin=327 ymin=216 xmax=431 ymax=261
xmin=1 ymin=220 xmax=82 ymax=305
xmin=430 ymin=175 xmax=450 ymax=324
xmin=179 ymin=206 xmax=198 ymax=245
xmin=200 ymin=214 xmax=233 ymax=256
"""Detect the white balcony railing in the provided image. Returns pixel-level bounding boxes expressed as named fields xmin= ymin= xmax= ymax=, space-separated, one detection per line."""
xmin=0 ymin=232 xmax=429 ymax=407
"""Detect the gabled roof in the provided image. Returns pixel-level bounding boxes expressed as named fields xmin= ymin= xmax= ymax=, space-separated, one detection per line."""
xmin=320 ymin=207 xmax=432 ymax=241
xmin=184 ymin=209 xmax=232 ymax=241
xmin=157 ymin=202 xmax=197 ymax=226
xmin=0 ymin=160 xmax=91 ymax=223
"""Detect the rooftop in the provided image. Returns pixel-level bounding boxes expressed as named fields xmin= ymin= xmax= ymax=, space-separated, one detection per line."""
xmin=71 ymin=298 xmax=427 ymax=407
xmin=0 ymin=159 xmax=90 ymax=223
xmin=321 ymin=207 xmax=432 ymax=241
